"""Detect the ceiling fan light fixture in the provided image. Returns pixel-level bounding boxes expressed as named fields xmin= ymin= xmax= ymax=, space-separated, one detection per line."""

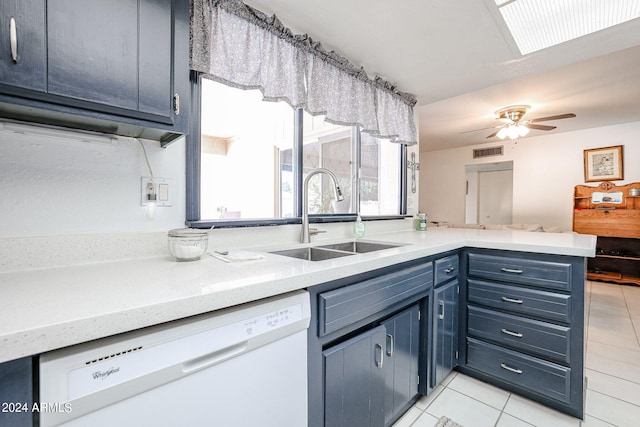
xmin=506 ymin=125 xmax=521 ymax=139
xmin=518 ymin=125 xmax=530 ymax=137
xmin=497 ymin=127 xmax=509 ymax=139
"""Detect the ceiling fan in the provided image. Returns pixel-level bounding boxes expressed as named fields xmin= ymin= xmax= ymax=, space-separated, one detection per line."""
xmin=467 ymin=105 xmax=576 ymax=140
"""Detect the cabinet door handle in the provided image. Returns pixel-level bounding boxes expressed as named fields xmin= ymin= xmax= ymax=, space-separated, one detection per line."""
xmin=375 ymin=343 xmax=384 ymax=368
xmin=500 ymin=363 xmax=523 ymax=374
xmin=501 ymin=296 xmax=524 ymax=304
xmin=444 ymin=267 xmax=456 ymax=274
xmin=438 ymin=300 xmax=445 ymax=320
xmin=500 ymin=267 xmax=523 ymax=274
xmin=10 ymin=17 xmax=18 ymax=63
xmin=501 ymin=328 xmax=523 ymax=338
xmin=173 ymin=93 xmax=180 ymax=115
xmin=386 ymin=334 xmax=394 ymax=357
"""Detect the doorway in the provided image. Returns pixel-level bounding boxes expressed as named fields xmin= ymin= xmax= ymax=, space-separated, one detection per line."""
xmin=465 ymin=161 xmax=513 ymax=225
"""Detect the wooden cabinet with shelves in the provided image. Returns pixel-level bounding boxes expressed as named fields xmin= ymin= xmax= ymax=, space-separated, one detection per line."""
xmin=573 ymin=182 xmax=640 ymax=285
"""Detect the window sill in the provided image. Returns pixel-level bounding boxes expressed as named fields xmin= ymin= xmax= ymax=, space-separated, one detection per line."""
xmin=186 ymin=214 xmax=410 ymax=229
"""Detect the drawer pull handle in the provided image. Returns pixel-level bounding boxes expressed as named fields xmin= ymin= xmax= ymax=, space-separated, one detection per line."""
xmin=500 ymin=363 xmax=522 ymax=374
xmin=438 ymin=300 xmax=445 ymax=320
xmin=10 ymin=17 xmax=18 ymax=63
xmin=501 ymin=328 xmax=523 ymax=338
xmin=375 ymin=343 xmax=384 ymax=368
xmin=444 ymin=267 xmax=456 ymax=274
xmin=501 ymin=267 xmax=523 ymax=274
xmin=501 ymin=296 xmax=524 ymax=304
xmin=386 ymin=334 xmax=394 ymax=357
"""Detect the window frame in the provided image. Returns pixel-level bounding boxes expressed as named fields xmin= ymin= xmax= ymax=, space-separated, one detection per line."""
xmin=185 ymin=73 xmax=409 ymax=229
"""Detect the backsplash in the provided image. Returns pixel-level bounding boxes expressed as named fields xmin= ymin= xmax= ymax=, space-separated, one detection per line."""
xmin=0 ymin=219 xmax=413 ymax=273
xmin=0 ymin=126 xmax=186 ymax=238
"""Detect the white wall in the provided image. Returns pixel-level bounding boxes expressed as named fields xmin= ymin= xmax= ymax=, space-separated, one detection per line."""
xmin=0 ymin=127 xmax=186 ymax=238
xmin=420 ymin=121 xmax=640 ymax=231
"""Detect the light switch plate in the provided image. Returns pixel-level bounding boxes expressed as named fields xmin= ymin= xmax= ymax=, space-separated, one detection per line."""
xmin=141 ymin=177 xmax=172 ymax=207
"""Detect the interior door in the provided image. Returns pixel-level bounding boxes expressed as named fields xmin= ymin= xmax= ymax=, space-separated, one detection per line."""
xmin=478 ymin=169 xmax=513 ymax=225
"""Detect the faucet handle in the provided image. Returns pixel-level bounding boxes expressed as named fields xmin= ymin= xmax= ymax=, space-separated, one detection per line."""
xmin=309 ymin=228 xmax=326 ymax=236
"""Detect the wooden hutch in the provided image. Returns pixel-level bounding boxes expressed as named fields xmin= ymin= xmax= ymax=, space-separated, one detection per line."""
xmin=573 ymin=182 xmax=640 ymax=285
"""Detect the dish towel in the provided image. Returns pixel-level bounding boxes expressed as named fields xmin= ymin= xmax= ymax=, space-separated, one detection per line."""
xmin=209 ymin=250 xmax=266 ymax=263
xmin=435 ymin=416 xmax=463 ymax=427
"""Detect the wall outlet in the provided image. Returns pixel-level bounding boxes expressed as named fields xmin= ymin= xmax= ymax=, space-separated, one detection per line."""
xmin=140 ymin=177 xmax=172 ymax=207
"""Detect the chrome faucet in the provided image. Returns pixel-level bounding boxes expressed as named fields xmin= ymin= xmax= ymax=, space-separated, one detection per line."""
xmin=301 ymin=168 xmax=344 ymax=243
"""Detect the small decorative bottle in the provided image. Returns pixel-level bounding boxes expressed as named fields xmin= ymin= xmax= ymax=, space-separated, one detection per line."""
xmin=415 ymin=213 xmax=427 ymax=231
xmin=354 ymin=215 xmax=365 ymax=238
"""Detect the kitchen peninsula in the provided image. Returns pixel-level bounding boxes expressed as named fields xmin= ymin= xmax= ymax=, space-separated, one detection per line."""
xmin=0 ymin=224 xmax=595 ymax=425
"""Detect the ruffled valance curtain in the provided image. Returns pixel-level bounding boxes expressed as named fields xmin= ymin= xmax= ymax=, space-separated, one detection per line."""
xmin=190 ymin=0 xmax=417 ymax=145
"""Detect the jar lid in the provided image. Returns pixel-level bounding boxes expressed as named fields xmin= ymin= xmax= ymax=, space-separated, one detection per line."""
xmin=168 ymin=228 xmax=209 ymax=237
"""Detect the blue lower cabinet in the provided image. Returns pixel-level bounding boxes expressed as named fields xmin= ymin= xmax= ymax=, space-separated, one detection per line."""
xmin=382 ymin=305 xmax=421 ymax=426
xmin=460 ymin=248 xmax=585 ymax=419
xmin=323 ymin=304 xmax=422 ymax=427
xmin=0 ymin=356 xmax=35 ymax=427
xmin=432 ymin=279 xmax=459 ymax=387
xmin=324 ymin=326 xmax=386 ymax=427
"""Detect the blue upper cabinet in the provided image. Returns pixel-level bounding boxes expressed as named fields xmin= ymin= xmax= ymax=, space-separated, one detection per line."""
xmin=0 ymin=0 xmax=189 ymax=145
xmin=0 ymin=0 xmax=46 ymax=92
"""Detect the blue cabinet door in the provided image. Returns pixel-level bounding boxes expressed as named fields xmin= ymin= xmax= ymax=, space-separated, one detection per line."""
xmin=0 ymin=0 xmax=46 ymax=92
xmin=324 ymin=326 xmax=386 ymax=427
xmin=47 ymin=0 xmax=173 ymax=121
xmin=0 ymin=357 xmax=34 ymax=427
xmin=382 ymin=304 xmax=420 ymax=426
xmin=432 ymin=279 xmax=459 ymax=387
xmin=47 ymin=0 xmax=139 ymax=111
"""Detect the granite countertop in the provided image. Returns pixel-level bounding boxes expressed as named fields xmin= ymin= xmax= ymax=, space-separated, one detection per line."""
xmin=0 ymin=228 xmax=596 ymax=364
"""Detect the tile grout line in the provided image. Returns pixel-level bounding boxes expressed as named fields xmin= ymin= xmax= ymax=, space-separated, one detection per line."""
xmin=621 ymin=285 xmax=640 ymax=347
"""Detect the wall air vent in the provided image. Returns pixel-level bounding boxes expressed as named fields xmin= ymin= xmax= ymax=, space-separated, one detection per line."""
xmin=473 ymin=146 xmax=504 ymax=159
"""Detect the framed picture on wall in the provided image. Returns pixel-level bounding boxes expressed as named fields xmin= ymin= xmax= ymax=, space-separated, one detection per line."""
xmin=584 ymin=145 xmax=624 ymax=182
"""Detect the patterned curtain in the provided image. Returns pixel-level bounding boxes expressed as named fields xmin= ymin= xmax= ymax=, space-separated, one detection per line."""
xmin=190 ymin=0 xmax=417 ymax=145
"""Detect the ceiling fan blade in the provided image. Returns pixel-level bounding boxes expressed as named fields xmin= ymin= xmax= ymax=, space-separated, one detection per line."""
xmin=527 ymin=124 xmax=556 ymax=131
xmin=530 ymin=113 xmax=576 ymax=123
xmin=486 ymin=130 xmax=500 ymax=138
xmin=458 ymin=125 xmax=502 ymax=134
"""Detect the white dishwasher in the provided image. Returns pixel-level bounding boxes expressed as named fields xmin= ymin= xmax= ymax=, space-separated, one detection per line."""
xmin=39 ymin=290 xmax=310 ymax=427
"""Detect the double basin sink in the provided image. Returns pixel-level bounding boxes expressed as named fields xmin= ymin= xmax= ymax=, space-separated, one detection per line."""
xmin=270 ymin=240 xmax=404 ymax=261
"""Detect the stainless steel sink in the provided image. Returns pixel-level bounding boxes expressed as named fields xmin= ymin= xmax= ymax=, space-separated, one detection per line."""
xmin=269 ymin=240 xmax=404 ymax=261
xmin=316 ymin=240 xmax=404 ymax=253
xmin=270 ymin=247 xmax=354 ymax=261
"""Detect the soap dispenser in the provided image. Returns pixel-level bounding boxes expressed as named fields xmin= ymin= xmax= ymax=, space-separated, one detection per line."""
xmin=354 ymin=214 xmax=365 ymax=238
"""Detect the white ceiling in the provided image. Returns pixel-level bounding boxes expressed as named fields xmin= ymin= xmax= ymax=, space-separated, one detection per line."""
xmin=243 ymin=0 xmax=640 ymax=152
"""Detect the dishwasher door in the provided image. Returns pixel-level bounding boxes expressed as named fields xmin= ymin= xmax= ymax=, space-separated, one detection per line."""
xmin=39 ymin=291 xmax=310 ymax=427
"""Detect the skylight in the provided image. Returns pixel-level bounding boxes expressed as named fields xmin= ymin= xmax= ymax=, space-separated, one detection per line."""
xmin=495 ymin=0 xmax=640 ymax=55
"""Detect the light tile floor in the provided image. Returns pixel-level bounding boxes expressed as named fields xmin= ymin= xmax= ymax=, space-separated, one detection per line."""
xmin=393 ymin=281 xmax=640 ymax=427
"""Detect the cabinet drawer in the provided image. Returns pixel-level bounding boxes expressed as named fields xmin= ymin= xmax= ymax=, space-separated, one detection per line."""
xmin=574 ymin=209 xmax=640 ymax=239
xmin=319 ymin=263 xmax=433 ymax=336
xmin=467 ymin=338 xmax=571 ymax=404
xmin=468 ymin=306 xmax=570 ymax=363
xmin=468 ymin=253 xmax=572 ymax=290
xmin=468 ymin=279 xmax=571 ymax=323
xmin=435 ymin=254 xmax=459 ymax=286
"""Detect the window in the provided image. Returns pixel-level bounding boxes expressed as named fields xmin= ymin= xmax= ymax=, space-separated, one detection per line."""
xmin=360 ymin=133 xmax=402 ymax=216
xmin=300 ymin=112 xmax=355 ymax=215
xmin=188 ymin=77 xmax=406 ymax=227
xmin=200 ymin=79 xmax=295 ymax=220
